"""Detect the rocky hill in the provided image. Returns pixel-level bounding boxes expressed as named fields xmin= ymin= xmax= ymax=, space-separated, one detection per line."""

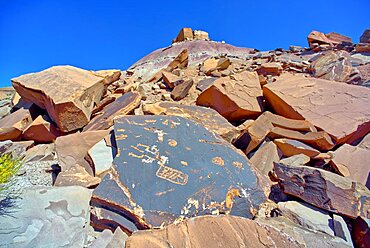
xmin=0 ymin=27 xmax=370 ymax=247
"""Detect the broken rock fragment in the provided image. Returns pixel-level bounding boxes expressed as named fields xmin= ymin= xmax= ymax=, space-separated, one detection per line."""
xmin=91 ymin=115 xmax=266 ymax=229
xmin=273 ymin=138 xmax=321 ymax=158
xmin=0 ymin=107 xmax=33 ymax=141
xmin=196 ymin=71 xmax=263 ymax=122
xmin=22 ymin=115 xmax=62 ymax=143
xmin=170 ymin=79 xmax=193 ymax=100
xmin=274 ymin=162 xmax=370 ymax=219
xmin=12 ymin=65 xmax=119 ymax=132
xmin=263 ymin=73 xmax=370 ymax=144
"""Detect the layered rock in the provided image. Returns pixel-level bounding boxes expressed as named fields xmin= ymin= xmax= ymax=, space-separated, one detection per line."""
xmin=91 ymin=115 xmax=266 ymax=230
xmin=12 ymin=66 xmax=119 ymax=132
xmin=263 ymin=73 xmax=370 ymax=144
xmin=196 ymin=71 xmax=263 ymax=121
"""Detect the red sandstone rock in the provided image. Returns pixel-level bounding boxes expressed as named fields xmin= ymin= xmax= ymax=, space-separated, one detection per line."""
xmin=0 ymin=107 xmax=33 ymax=141
xmin=22 ymin=115 xmax=62 ymax=143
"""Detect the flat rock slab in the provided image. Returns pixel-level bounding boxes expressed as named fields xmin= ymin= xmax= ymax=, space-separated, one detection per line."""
xmin=263 ymin=73 xmax=370 ymax=144
xmin=274 ymin=162 xmax=370 ymax=219
xmin=0 ymin=107 xmax=32 ymax=141
xmin=0 ymin=186 xmax=92 ymax=248
xmin=83 ymin=91 xmax=141 ymax=131
xmin=125 ymin=215 xmax=302 ymax=248
xmin=143 ymin=102 xmax=239 ymax=142
xmin=12 ymin=65 xmax=108 ymax=132
xmin=91 ymin=115 xmax=265 ymax=229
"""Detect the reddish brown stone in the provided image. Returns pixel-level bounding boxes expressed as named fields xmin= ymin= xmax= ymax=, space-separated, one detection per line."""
xmin=250 ymin=141 xmax=281 ymax=177
xmin=22 ymin=115 xmax=62 ymax=143
xmin=257 ymin=62 xmax=283 ymax=76
xmin=162 ymin=71 xmax=182 ymax=88
xmin=273 ymin=138 xmax=320 ymax=158
xmin=0 ymin=107 xmax=32 ymax=141
xmin=196 ymin=71 xmax=263 ymax=122
xmin=171 ymin=79 xmax=193 ymax=100
xmin=83 ymin=92 xmax=141 ymax=131
xmin=360 ymin=29 xmax=370 ymax=43
xmin=125 ymin=215 xmax=302 ymax=248
xmin=353 ymin=216 xmax=370 ymax=248
xmin=263 ymin=73 xmax=370 ymax=144
xmin=325 ymin=32 xmax=352 ymax=43
xmin=172 ymin=28 xmax=193 ymax=43
xmin=356 ymin=43 xmax=370 ymax=53
xmin=307 ymin=30 xmax=338 ymax=49
xmin=274 ymin=162 xmax=370 ymax=219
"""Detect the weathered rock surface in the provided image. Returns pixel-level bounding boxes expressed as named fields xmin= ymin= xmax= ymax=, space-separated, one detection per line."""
xmin=273 ymin=138 xmax=321 ymax=158
xmin=330 ymin=143 xmax=370 ymax=188
xmin=353 ymin=216 xmax=370 ymax=248
xmin=142 ymin=102 xmax=239 ymax=142
xmin=0 ymin=186 xmax=92 ymax=248
xmin=0 ymin=87 xmax=15 ymax=119
xmin=55 ymin=130 xmax=109 ymax=187
xmin=91 ymin=115 xmax=266 ymax=229
xmin=197 ymin=71 xmax=263 ymax=121
xmin=308 ymin=50 xmax=353 ymax=82
xmin=88 ymin=227 xmax=128 ymax=248
xmin=273 ymin=162 xmax=370 ymax=219
xmin=250 ymin=141 xmax=281 ymax=177
xmin=125 ymin=215 xmax=303 ymax=248
xmin=0 ymin=107 xmax=33 ymax=141
xmin=12 ymin=66 xmax=119 ymax=132
xmin=88 ymin=139 xmax=114 ymax=176
xmin=22 ymin=115 xmax=62 ymax=143
xmin=83 ymin=91 xmax=141 ymax=131
xmin=263 ymin=73 xmax=370 ymax=144
xmin=360 ymin=29 xmax=370 ymax=43
xmin=171 ymin=79 xmax=193 ymax=100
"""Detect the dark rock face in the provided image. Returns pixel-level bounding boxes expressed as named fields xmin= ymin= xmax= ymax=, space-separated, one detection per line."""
xmin=91 ymin=115 xmax=265 ymax=229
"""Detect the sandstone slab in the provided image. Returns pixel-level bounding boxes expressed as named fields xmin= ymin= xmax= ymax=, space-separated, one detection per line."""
xmin=125 ymin=215 xmax=302 ymax=248
xmin=91 ymin=115 xmax=266 ymax=229
xmin=88 ymin=139 xmax=114 ymax=176
xmin=12 ymin=65 xmax=115 ymax=132
xmin=22 ymin=115 xmax=62 ymax=143
xmin=83 ymin=91 xmax=141 ymax=131
xmin=250 ymin=141 xmax=281 ymax=177
xmin=171 ymin=79 xmax=193 ymax=100
xmin=0 ymin=107 xmax=33 ymax=141
xmin=263 ymin=73 xmax=370 ymax=144
xmin=274 ymin=162 xmax=370 ymax=219
xmin=143 ymin=102 xmax=239 ymax=142
xmin=273 ymin=138 xmax=320 ymax=158
xmin=0 ymin=186 xmax=91 ymax=247
xmin=197 ymin=71 xmax=263 ymax=122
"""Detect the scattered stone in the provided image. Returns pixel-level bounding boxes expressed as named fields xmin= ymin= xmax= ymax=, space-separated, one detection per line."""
xmin=12 ymin=66 xmax=119 ymax=132
xmin=263 ymin=73 xmax=370 ymax=144
xmin=143 ymin=102 xmax=239 ymax=142
xmin=0 ymin=186 xmax=92 ymax=248
xmin=23 ymin=143 xmax=56 ymax=163
xmin=54 ymin=130 xmax=109 ymax=187
xmin=22 ymin=115 xmax=62 ymax=143
xmin=125 ymin=215 xmax=302 ymax=248
xmin=0 ymin=107 xmax=33 ymax=141
xmin=197 ymin=71 xmax=263 ymax=122
xmin=83 ymin=92 xmax=141 ymax=131
xmin=308 ymin=50 xmax=352 ymax=82
xmin=330 ymin=143 xmax=370 ymax=188
xmin=91 ymin=115 xmax=266 ymax=229
xmin=273 ymin=162 xmax=370 ymax=219
xmin=171 ymin=79 xmax=193 ymax=100
xmin=196 ymin=77 xmax=217 ymax=91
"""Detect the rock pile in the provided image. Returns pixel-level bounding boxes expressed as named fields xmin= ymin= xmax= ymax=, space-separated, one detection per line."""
xmin=0 ymin=28 xmax=370 ymax=247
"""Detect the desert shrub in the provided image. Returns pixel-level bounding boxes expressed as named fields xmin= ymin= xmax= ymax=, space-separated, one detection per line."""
xmin=0 ymin=153 xmax=21 ymax=193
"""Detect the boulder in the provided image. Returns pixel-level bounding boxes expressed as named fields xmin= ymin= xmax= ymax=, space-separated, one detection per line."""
xmin=307 ymin=30 xmax=338 ymax=49
xmin=91 ymin=115 xmax=266 ymax=230
xmin=193 ymin=30 xmax=210 ymax=41
xmin=162 ymin=71 xmax=182 ymax=88
xmin=257 ymin=62 xmax=283 ymax=76
xmin=308 ymin=51 xmax=353 ymax=82
xmin=250 ymin=141 xmax=281 ymax=177
xmin=171 ymin=79 xmax=193 ymax=100
xmin=277 ymin=201 xmax=352 ymax=245
xmin=142 ymin=102 xmax=239 ymax=142
xmin=263 ymin=73 xmax=370 ymax=144
xmin=22 ymin=115 xmax=62 ymax=143
xmin=125 ymin=215 xmax=303 ymax=248
xmin=172 ymin=27 xmax=193 ymax=43
xmin=0 ymin=107 xmax=33 ymax=141
xmin=273 ymin=138 xmax=321 ymax=158
xmin=0 ymin=186 xmax=92 ymax=248
xmin=273 ymin=162 xmax=370 ymax=219
xmin=200 ymin=57 xmax=230 ymax=75
xmin=196 ymin=71 xmax=263 ymax=122
xmin=356 ymin=43 xmax=370 ymax=53
xmin=83 ymin=92 xmax=141 ymax=131
xmin=326 ymin=32 xmax=352 ymax=43
xmin=360 ymin=29 xmax=370 ymax=43
xmin=0 ymin=87 xmax=15 ymax=119
xmin=330 ymin=143 xmax=370 ymax=188
xmin=54 ymin=130 xmax=109 ymax=187
xmin=22 ymin=143 xmax=56 ymax=163
xmin=12 ymin=66 xmax=119 ymax=132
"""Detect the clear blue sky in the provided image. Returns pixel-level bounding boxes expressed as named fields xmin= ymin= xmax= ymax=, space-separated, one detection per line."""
xmin=1 ymin=0 xmax=369 ymax=87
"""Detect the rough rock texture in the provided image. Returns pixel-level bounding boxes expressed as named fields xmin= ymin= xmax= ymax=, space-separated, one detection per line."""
xmin=273 ymin=138 xmax=321 ymax=158
xmin=83 ymin=91 xmax=141 ymax=131
xmin=330 ymin=143 xmax=370 ymax=188
xmin=308 ymin=50 xmax=352 ymax=82
xmin=22 ymin=115 xmax=62 ymax=143
xmin=142 ymin=102 xmax=239 ymax=142
xmin=11 ymin=66 xmax=117 ymax=132
xmin=353 ymin=216 xmax=370 ymax=248
xmin=263 ymin=73 xmax=370 ymax=144
xmin=196 ymin=71 xmax=263 ymax=121
xmin=360 ymin=29 xmax=370 ymax=43
xmin=171 ymin=79 xmax=194 ymax=100
xmin=88 ymin=139 xmax=114 ymax=176
xmin=274 ymin=162 xmax=370 ymax=219
xmin=125 ymin=215 xmax=303 ymax=248
xmin=55 ymin=130 xmax=109 ymax=187
xmin=129 ymin=40 xmax=252 ymax=82
xmin=0 ymin=186 xmax=92 ymax=248
xmin=91 ymin=115 xmax=266 ymax=229
xmin=0 ymin=107 xmax=33 ymax=141
xmin=88 ymin=227 xmax=128 ymax=248
xmin=250 ymin=141 xmax=281 ymax=177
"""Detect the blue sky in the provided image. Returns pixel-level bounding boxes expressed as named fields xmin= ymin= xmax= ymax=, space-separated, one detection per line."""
xmin=0 ymin=0 xmax=369 ymax=87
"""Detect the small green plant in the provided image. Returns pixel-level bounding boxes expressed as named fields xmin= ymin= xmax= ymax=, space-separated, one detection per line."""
xmin=0 ymin=153 xmax=21 ymax=193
